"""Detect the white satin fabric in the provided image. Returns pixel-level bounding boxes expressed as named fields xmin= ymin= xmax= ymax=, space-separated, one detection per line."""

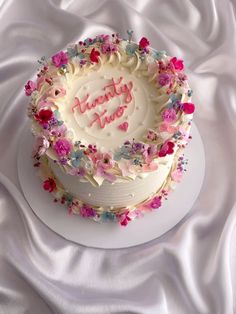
xmin=0 ymin=0 xmax=236 ymax=313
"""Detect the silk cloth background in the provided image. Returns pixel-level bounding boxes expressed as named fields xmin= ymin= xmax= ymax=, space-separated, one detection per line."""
xmin=0 ymin=0 xmax=236 ymax=313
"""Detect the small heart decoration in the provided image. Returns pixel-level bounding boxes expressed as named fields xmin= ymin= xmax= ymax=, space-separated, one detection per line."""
xmin=118 ymin=121 xmax=129 ymax=132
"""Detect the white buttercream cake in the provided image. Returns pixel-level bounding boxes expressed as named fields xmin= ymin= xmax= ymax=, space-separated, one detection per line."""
xmin=25 ymin=31 xmax=195 ymax=226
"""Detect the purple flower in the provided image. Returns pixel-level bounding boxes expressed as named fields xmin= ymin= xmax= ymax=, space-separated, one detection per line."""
xmin=150 ymin=196 xmax=162 ymax=209
xmin=52 ymin=51 xmax=69 ymax=68
xmin=25 ymin=80 xmax=36 ymax=96
xmin=53 ymin=138 xmax=72 ymax=157
xmin=80 ymin=205 xmax=96 ymax=217
xmin=101 ymin=42 xmax=118 ymax=54
xmin=162 ymin=108 xmax=177 ymax=124
xmin=158 ymin=73 xmax=171 ymax=86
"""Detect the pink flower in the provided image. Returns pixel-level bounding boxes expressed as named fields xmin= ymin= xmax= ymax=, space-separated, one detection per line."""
xmin=119 ymin=211 xmax=131 ymax=226
xmin=80 ymin=205 xmax=96 ymax=217
xmin=53 ymin=138 xmax=72 ymax=157
xmin=90 ymin=48 xmax=100 ymax=63
xmin=159 ymin=141 xmax=175 ymax=157
xmin=147 ymin=130 xmax=158 ymax=141
xmin=139 ymin=37 xmax=150 ymax=49
xmin=49 ymin=124 xmax=67 ymax=137
xmin=32 ymin=135 xmax=50 ymax=158
xmin=97 ymin=34 xmax=110 ymax=42
xmin=158 ymin=73 xmax=171 ymax=86
xmin=182 ymin=102 xmax=195 ymax=114
xmin=150 ymin=196 xmax=162 ymax=209
xmin=171 ymin=169 xmax=183 ymax=182
xmin=24 ymin=80 xmax=36 ymax=96
xmin=96 ymin=153 xmax=116 ymax=182
xmin=43 ymin=178 xmax=56 ymax=192
xmin=170 ymin=57 xmax=184 ymax=71
xmin=48 ymin=87 xmax=66 ymax=98
xmin=118 ymin=159 xmax=135 ymax=177
xmin=159 ymin=123 xmax=178 ymax=134
xmin=101 ymin=42 xmax=117 ymax=54
xmin=162 ymin=108 xmax=177 ymax=124
xmin=52 ymin=51 xmax=69 ymax=67
xmin=143 ymin=144 xmax=158 ymax=164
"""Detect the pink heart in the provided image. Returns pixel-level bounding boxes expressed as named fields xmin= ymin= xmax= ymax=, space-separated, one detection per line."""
xmin=118 ymin=122 xmax=129 ymax=132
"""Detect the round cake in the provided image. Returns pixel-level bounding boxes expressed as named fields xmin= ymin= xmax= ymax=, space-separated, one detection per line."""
xmin=25 ymin=31 xmax=195 ymax=226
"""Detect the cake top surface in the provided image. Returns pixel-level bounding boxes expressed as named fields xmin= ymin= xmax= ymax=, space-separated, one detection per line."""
xmin=26 ymin=31 xmax=195 ymax=185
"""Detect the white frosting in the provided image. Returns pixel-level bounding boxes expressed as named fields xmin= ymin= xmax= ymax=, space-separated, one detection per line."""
xmin=56 ymin=64 xmax=157 ymax=149
xmin=50 ymin=153 xmax=174 ymax=208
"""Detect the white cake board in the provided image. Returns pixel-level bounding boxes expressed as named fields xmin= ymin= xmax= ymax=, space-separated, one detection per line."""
xmin=17 ymin=123 xmax=205 ymax=249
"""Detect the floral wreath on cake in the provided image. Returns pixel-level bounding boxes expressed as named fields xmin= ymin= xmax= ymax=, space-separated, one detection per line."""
xmin=25 ymin=30 xmax=195 ymax=226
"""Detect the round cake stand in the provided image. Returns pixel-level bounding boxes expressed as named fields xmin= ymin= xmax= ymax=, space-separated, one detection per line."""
xmin=17 ymin=123 xmax=205 ymax=249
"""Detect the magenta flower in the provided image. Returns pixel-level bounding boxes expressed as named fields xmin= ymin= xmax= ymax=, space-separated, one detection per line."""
xmin=150 ymin=196 xmax=162 ymax=209
xmin=24 ymin=80 xmax=36 ymax=96
xmin=80 ymin=205 xmax=96 ymax=217
xmin=170 ymin=57 xmax=184 ymax=71
xmin=52 ymin=51 xmax=69 ymax=67
xmin=158 ymin=73 xmax=171 ymax=86
xmin=53 ymin=138 xmax=72 ymax=157
xmin=162 ymin=108 xmax=177 ymax=124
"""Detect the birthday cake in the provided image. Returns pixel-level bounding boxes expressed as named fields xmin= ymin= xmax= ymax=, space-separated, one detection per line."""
xmin=25 ymin=31 xmax=195 ymax=226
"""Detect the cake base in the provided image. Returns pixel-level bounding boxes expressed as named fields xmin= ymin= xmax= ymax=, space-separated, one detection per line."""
xmin=17 ymin=123 xmax=205 ymax=249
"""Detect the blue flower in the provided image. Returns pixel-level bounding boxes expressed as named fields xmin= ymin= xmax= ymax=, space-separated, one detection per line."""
xmin=67 ymin=47 xmax=79 ymax=58
xmin=126 ymin=43 xmax=138 ymax=56
xmin=101 ymin=211 xmax=116 ymax=221
xmin=152 ymin=50 xmax=166 ymax=60
xmin=187 ymin=90 xmax=193 ymax=97
xmin=114 ymin=146 xmax=131 ymax=161
xmin=70 ymin=150 xmax=84 ymax=167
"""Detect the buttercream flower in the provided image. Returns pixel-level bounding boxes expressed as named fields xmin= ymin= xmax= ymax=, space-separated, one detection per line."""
xmin=80 ymin=205 xmax=96 ymax=218
xmin=150 ymin=196 xmax=162 ymax=209
xmin=43 ymin=178 xmax=56 ymax=192
xmin=101 ymin=42 xmax=117 ymax=54
xmin=90 ymin=48 xmax=100 ymax=63
xmin=52 ymin=51 xmax=69 ymax=68
xmin=35 ymin=108 xmax=53 ymax=125
xmin=33 ymin=135 xmax=50 ymax=158
xmin=182 ymin=102 xmax=195 ymax=114
xmin=170 ymin=57 xmax=184 ymax=71
xmin=158 ymin=141 xmax=175 ymax=157
xmin=171 ymin=169 xmax=183 ymax=182
xmin=162 ymin=108 xmax=177 ymax=124
xmin=53 ymin=138 xmax=72 ymax=157
xmin=24 ymin=80 xmax=36 ymax=96
xmin=139 ymin=37 xmax=150 ymax=49
xmin=158 ymin=73 xmax=172 ymax=86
